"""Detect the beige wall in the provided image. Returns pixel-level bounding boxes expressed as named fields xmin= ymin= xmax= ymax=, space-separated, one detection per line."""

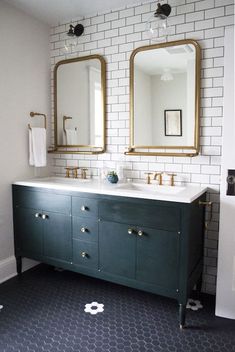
xmin=0 ymin=1 xmax=50 ymax=281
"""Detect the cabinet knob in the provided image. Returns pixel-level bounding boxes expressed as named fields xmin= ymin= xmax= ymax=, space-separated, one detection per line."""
xmin=42 ymin=214 xmax=48 ymax=220
xmin=35 ymin=213 xmax=41 ymax=218
xmin=81 ymin=251 xmax=87 ymax=258
xmin=81 ymin=205 xmax=88 ymax=211
xmin=80 ymin=227 xmax=87 ymax=233
xmin=138 ymin=230 xmax=144 ymax=237
xmin=128 ymin=228 xmax=134 ymax=235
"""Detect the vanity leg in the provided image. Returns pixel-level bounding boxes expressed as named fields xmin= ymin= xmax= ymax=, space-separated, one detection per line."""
xmin=16 ymin=256 xmax=22 ymax=275
xmin=179 ymin=304 xmax=186 ymax=329
xmin=196 ymin=274 xmax=203 ymax=294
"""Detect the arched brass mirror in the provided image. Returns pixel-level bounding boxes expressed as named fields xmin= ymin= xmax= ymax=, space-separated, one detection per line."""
xmin=126 ymin=39 xmax=201 ymax=157
xmin=49 ymin=55 xmax=106 ymax=154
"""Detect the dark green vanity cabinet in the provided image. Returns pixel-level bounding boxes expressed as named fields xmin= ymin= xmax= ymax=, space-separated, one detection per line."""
xmin=12 ymin=185 xmax=206 ymax=328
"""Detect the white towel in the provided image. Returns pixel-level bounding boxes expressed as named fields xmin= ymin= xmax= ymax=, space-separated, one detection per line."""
xmin=29 ymin=128 xmax=47 ymax=167
xmin=65 ymin=129 xmax=78 ymax=145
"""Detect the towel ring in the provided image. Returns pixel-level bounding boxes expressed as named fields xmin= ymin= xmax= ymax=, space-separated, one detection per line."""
xmin=28 ymin=111 xmax=47 ymax=130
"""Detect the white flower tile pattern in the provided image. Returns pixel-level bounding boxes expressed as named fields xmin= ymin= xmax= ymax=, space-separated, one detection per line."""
xmin=84 ymin=301 xmax=104 ymax=315
xmin=187 ymin=299 xmax=203 ymax=311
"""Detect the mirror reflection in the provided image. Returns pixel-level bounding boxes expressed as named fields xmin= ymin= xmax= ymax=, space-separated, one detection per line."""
xmin=130 ymin=40 xmax=200 ymax=156
xmin=55 ymin=55 xmax=106 ymax=153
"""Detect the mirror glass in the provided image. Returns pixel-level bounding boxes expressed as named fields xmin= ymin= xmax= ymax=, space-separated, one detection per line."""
xmin=54 ymin=55 xmax=106 ymax=153
xmin=129 ymin=40 xmax=200 ymax=156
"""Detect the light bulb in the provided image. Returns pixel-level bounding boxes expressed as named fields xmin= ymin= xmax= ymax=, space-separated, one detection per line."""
xmin=61 ymin=38 xmax=78 ymax=55
xmin=146 ymin=13 xmax=168 ymax=42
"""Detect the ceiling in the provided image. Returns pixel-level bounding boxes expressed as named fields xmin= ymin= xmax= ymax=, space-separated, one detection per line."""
xmin=4 ymin=0 xmax=152 ymax=25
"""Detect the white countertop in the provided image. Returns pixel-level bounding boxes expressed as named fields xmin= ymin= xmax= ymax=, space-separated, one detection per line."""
xmin=13 ymin=177 xmax=207 ymax=203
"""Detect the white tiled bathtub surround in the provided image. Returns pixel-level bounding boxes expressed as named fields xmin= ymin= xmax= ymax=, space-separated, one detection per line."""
xmin=50 ymin=0 xmax=234 ymax=294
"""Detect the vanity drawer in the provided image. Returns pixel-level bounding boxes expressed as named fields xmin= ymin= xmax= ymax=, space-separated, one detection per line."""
xmin=99 ymin=200 xmax=180 ymax=231
xmin=72 ymin=197 xmax=98 ymax=218
xmin=13 ymin=189 xmax=71 ymax=215
xmin=72 ymin=217 xmax=98 ymax=242
xmin=73 ymin=239 xmax=98 ymax=269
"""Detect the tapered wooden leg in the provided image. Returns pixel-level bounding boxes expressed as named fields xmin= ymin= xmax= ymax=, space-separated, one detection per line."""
xmin=16 ymin=256 xmax=22 ymax=274
xmin=179 ymin=303 xmax=186 ymax=329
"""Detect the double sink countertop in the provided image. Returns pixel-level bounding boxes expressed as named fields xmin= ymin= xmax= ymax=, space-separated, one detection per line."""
xmin=13 ymin=177 xmax=207 ymax=204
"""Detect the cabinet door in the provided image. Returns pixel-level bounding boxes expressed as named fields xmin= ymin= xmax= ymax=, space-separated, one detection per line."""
xmin=99 ymin=221 xmax=136 ymax=279
xmin=43 ymin=211 xmax=72 ymax=262
xmin=136 ymin=227 xmax=179 ymax=290
xmin=14 ymin=207 xmax=43 ymax=256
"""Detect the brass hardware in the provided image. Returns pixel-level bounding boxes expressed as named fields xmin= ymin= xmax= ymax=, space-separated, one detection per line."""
xmin=128 ymin=39 xmax=201 ymax=157
xmin=128 ymin=228 xmax=134 ymax=235
xmin=81 ymin=252 xmax=87 ymax=258
xmin=63 ymin=116 xmax=77 ymax=132
xmin=65 ymin=167 xmax=72 ymax=178
xmin=199 ymin=200 xmax=213 ymax=225
xmin=73 ymin=167 xmax=79 ymax=179
xmin=35 ymin=213 xmax=41 ymax=218
xmin=53 ymin=54 xmax=106 ymax=154
xmin=167 ymin=173 xmax=177 ymax=186
xmin=81 ymin=205 xmax=87 ymax=211
xmin=80 ymin=227 xmax=87 ymax=233
xmin=144 ymin=172 xmax=153 ymax=184
xmin=138 ymin=230 xmax=143 ymax=237
xmin=153 ymin=172 xmax=163 ymax=185
xmin=81 ymin=168 xmax=88 ymax=179
xmin=28 ymin=111 xmax=47 ymax=130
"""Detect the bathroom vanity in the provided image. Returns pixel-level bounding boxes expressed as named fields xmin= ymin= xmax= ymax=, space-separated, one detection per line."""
xmin=12 ymin=178 xmax=206 ymax=328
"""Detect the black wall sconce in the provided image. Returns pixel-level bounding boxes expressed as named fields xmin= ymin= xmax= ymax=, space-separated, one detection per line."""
xmin=67 ymin=24 xmax=84 ymax=37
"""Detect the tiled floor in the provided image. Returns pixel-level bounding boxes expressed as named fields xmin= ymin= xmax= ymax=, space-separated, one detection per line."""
xmin=0 ymin=264 xmax=235 ymax=352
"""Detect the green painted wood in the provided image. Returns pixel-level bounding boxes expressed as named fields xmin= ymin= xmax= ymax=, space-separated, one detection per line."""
xmin=13 ymin=189 xmax=71 ymax=215
xmin=72 ymin=196 xmax=98 ymax=218
xmin=73 ymin=239 xmax=98 ymax=269
xmin=43 ymin=211 xmax=72 ymax=262
xmin=14 ymin=207 xmax=43 ymax=256
xmin=12 ymin=184 xmax=206 ymax=327
xmin=136 ymin=226 xmax=179 ymax=290
xmin=72 ymin=217 xmax=98 ymax=242
xmin=99 ymin=221 xmax=136 ymax=279
xmin=99 ymin=200 xmax=181 ymax=231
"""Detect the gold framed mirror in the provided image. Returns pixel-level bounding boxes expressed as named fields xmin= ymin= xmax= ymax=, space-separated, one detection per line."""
xmin=50 ymin=54 xmax=106 ymax=154
xmin=126 ymin=39 xmax=201 ymax=157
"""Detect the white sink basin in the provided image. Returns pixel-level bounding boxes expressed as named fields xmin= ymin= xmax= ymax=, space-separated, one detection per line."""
xmin=38 ymin=176 xmax=91 ymax=183
xmin=116 ymin=183 xmax=186 ymax=194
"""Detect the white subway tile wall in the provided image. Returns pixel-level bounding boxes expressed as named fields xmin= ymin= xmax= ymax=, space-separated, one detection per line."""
xmin=50 ymin=0 xmax=234 ymax=294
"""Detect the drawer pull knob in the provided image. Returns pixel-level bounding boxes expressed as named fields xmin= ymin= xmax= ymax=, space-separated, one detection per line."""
xmin=80 ymin=227 xmax=87 ymax=233
xmin=128 ymin=228 xmax=134 ymax=235
xmin=42 ymin=214 xmax=48 ymax=220
xmin=138 ymin=230 xmax=143 ymax=237
xmin=81 ymin=205 xmax=88 ymax=211
xmin=35 ymin=213 xmax=41 ymax=218
xmin=81 ymin=251 xmax=87 ymax=258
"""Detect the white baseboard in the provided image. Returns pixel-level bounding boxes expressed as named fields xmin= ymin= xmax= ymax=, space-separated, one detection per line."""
xmin=0 ymin=256 xmax=38 ymax=284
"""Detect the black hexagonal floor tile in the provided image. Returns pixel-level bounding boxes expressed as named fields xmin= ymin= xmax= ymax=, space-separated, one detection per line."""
xmin=0 ymin=264 xmax=235 ymax=352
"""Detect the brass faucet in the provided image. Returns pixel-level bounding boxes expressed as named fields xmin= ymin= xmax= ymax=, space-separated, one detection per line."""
xmin=153 ymin=172 xmax=163 ymax=186
xmin=73 ymin=167 xmax=79 ymax=179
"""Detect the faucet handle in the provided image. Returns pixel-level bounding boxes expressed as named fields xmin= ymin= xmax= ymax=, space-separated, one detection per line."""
xmin=65 ymin=167 xmax=72 ymax=178
xmin=144 ymin=172 xmax=153 ymax=184
xmin=81 ymin=168 xmax=88 ymax=179
xmin=167 ymin=173 xmax=177 ymax=186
